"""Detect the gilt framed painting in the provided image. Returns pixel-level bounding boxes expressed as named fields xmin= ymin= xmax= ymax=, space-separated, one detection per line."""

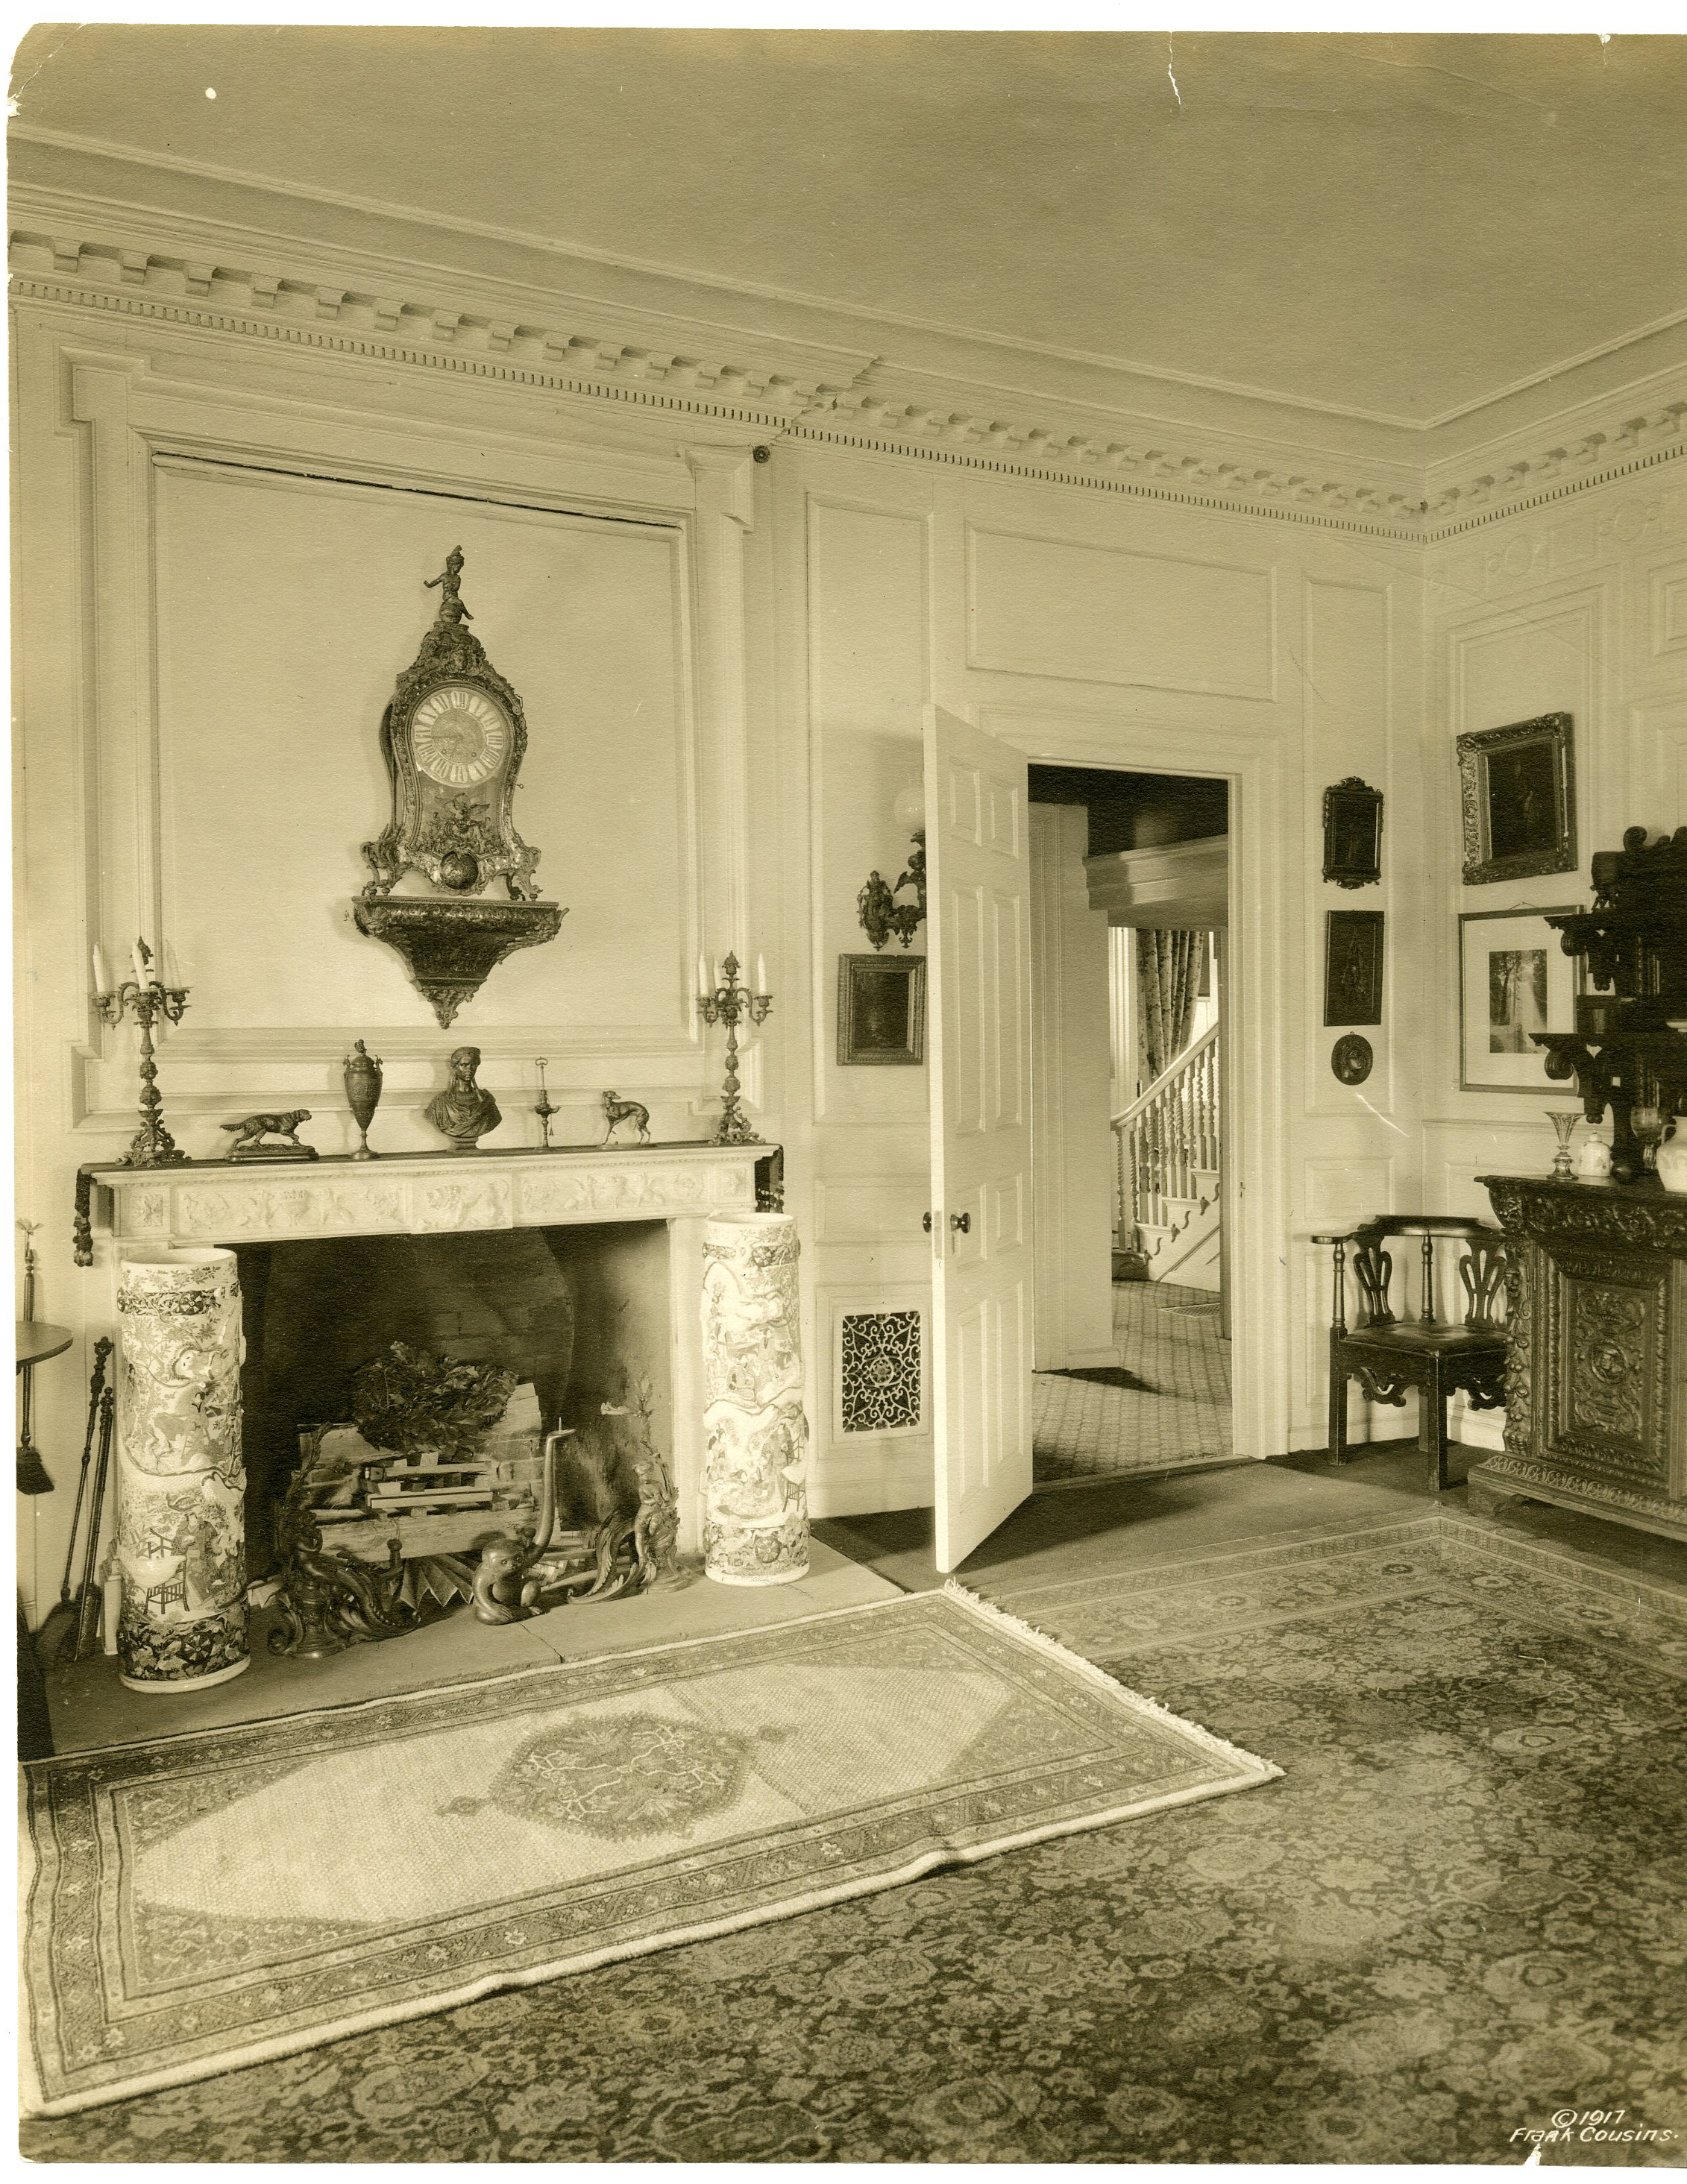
xmin=1458 ymin=906 xmax=1582 ymax=1092
xmin=1457 ymin=712 xmax=1577 ymax=885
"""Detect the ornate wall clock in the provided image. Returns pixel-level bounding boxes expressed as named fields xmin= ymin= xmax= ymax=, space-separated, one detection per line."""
xmin=362 ymin=547 xmax=541 ymax=901
xmin=354 ymin=550 xmax=563 ymax=1028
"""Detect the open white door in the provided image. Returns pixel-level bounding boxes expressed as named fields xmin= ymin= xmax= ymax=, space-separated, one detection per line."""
xmin=924 ymin=705 xmax=1034 ymax=1572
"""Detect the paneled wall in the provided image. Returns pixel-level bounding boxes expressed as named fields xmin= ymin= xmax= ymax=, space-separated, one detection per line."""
xmin=781 ymin=448 xmax=1427 ymax=1497
xmin=13 ymin=251 xmax=1513 ymax=1611
xmin=1422 ymin=472 xmax=1687 ymax=1447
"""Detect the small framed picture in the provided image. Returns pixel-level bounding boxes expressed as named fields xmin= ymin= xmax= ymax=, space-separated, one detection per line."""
xmin=1457 ymin=712 xmax=1577 ymax=884
xmin=838 ymin=953 xmax=926 ymax=1066
xmin=1458 ymin=906 xmax=1582 ymax=1092
xmin=1322 ymin=776 xmax=1383 ymax=889
xmin=1325 ymin=910 xmax=1384 ymax=1027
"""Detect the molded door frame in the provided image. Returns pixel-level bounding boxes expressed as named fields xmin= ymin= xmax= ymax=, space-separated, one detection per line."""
xmin=978 ymin=702 xmax=1291 ymax=1463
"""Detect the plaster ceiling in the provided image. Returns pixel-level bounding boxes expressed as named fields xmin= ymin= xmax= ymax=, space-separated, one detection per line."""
xmin=11 ymin=27 xmax=1687 ymax=425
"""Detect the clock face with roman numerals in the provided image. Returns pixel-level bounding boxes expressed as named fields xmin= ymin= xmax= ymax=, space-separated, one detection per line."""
xmin=410 ymin=684 xmax=512 ymax=787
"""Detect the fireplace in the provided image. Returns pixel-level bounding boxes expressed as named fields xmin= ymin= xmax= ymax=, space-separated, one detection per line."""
xmin=233 ymin=1221 xmax=673 ymax=1573
xmin=82 ymin=1142 xmax=773 ymax=1574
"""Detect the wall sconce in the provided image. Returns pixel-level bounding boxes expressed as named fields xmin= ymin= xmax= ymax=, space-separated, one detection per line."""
xmin=857 ymin=780 xmax=927 ymax=951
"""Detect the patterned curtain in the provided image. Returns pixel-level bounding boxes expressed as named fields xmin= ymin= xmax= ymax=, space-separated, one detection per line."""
xmin=1135 ymin=929 xmax=1204 ymax=1089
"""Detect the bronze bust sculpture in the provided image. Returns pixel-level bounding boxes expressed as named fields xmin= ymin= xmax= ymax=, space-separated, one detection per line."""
xmin=425 ymin=1045 xmax=501 ymax=1151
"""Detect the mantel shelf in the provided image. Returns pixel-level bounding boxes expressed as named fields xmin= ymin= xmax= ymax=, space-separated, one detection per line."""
xmin=75 ymin=1140 xmax=778 ymax=1261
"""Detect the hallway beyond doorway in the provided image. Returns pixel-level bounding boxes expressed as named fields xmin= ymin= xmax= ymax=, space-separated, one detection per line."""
xmin=1033 ymin=1279 xmax=1231 ymax=1488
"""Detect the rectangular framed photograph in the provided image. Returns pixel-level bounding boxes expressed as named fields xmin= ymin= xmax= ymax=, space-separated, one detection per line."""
xmin=838 ymin=953 xmax=926 ymax=1066
xmin=1324 ymin=910 xmax=1384 ymax=1027
xmin=1457 ymin=711 xmax=1577 ymax=884
xmin=1458 ymin=906 xmax=1582 ymax=1092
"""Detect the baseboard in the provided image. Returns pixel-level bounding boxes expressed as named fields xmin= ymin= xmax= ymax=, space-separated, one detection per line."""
xmin=1285 ymin=1423 xmax=1419 ymax=1454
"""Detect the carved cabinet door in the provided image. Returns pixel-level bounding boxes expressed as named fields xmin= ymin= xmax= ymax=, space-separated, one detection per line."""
xmin=1539 ymin=1236 xmax=1687 ymax=1505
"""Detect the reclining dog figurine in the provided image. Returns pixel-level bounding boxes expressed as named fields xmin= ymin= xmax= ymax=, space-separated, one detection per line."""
xmin=219 ymin=1109 xmax=318 ymax=1161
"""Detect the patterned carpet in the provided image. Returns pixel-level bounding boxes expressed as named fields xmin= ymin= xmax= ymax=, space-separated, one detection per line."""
xmin=22 ymin=1587 xmax=1274 ymax=2116
xmin=1034 ymin=1280 xmax=1231 ymax=1486
xmin=24 ymin=1511 xmax=1687 ymax=2164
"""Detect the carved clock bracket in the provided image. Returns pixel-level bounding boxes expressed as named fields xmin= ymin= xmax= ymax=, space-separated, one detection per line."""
xmin=355 ymin=549 xmax=565 ymax=1025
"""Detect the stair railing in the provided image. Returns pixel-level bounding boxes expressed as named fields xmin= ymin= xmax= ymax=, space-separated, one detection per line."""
xmin=1112 ymin=1022 xmax=1220 ymax=1249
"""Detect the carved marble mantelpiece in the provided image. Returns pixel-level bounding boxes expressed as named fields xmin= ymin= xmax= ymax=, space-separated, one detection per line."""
xmin=79 ymin=1141 xmax=773 ymax=1561
xmin=82 ymin=1142 xmax=762 ymax=1254
xmin=1474 ymin=1174 xmax=1687 ymax=1543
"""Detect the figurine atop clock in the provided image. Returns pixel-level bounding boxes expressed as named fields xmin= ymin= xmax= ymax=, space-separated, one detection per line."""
xmin=361 ymin=548 xmax=544 ymax=903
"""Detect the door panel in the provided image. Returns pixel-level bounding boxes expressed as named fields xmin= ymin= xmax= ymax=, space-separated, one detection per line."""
xmin=926 ymin=705 xmax=1034 ymax=1572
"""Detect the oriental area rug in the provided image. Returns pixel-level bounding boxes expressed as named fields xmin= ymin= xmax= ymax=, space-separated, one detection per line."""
xmin=22 ymin=1510 xmax=1687 ymax=2165
xmin=21 ymin=1582 xmax=1278 ymax=2117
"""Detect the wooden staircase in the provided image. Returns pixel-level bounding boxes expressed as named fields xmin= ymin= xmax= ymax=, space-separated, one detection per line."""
xmin=1112 ymin=1025 xmax=1221 ymax=1291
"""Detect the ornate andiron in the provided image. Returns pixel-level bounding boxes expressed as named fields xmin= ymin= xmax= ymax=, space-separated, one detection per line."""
xmin=857 ymin=831 xmax=926 ymax=950
xmin=92 ymin=939 xmax=191 ymax=1169
xmin=699 ymin=952 xmax=773 ymax=1146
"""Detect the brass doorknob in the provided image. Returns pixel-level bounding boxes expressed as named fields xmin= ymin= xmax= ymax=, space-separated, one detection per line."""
xmin=950 ymin=1212 xmax=970 ymax=1234
xmin=922 ymin=1212 xmax=933 ymax=1233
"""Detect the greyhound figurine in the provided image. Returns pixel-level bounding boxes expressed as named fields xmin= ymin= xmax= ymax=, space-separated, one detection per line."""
xmin=600 ymin=1091 xmax=651 ymax=1145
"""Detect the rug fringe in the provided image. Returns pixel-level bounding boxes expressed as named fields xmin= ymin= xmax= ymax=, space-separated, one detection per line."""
xmin=940 ymin=1578 xmax=1284 ymax=1784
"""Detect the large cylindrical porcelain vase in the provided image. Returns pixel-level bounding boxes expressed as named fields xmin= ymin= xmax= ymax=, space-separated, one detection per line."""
xmin=700 ymin=1212 xmax=810 ymax=1584
xmin=115 ymin=1247 xmax=250 ymax=1691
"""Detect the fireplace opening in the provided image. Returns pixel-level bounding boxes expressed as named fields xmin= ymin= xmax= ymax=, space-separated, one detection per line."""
xmin=232 ymin=1222 xmax=670 ymax=1576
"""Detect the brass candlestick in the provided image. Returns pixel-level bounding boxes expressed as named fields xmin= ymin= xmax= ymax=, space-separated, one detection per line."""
xmin=533 ymin=1056 xmax=558 ymax=1149
xmin=700 ymin=952 xmax=772 ymax=1146
xmin=94 ymin=940 xmax=191 ymax=1168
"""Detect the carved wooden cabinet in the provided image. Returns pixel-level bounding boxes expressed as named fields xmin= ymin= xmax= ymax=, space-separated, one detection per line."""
xmin=1474 ymin=1175 xmax=1687 ymax=1541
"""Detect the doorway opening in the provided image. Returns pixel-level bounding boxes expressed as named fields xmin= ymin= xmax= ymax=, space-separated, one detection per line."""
xmin=1027 ymin=763 xmax=1233 ymax=1492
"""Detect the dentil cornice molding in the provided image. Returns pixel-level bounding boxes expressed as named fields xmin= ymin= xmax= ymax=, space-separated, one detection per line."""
xmin=10 ymin=200 xmax=1686 ymax=547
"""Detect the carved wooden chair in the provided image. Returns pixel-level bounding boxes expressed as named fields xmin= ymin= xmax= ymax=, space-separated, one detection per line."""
xmin=1311 ymin=1215 xmax=1508 ymax=1491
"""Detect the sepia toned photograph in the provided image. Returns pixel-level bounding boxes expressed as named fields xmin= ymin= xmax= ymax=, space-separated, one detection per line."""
xmin=1458 ymin=905 xmax=1583 ymax=1092
xmin=12 ymin=19 xmax=1687 ymax=2168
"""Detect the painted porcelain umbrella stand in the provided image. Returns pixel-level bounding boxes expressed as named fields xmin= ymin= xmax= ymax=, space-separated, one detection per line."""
xmin=114 ymin=1246 xmax=250 ymax=1690
xmin=700 ymin=1212 xmax=810 ymax=1584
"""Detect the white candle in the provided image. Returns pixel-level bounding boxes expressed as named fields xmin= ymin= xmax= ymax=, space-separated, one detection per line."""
xmin=162 ymin=940 xmax=182 ymax=988
xmin=131 ymin=938 xmax=149 ymax=989
xmin=92 ymin=944 xmax=108 ymax=995
xmin=755 ymin=954 xmax=767 ymax=995
xmin=697 ymin=952 xmax=710 ymax=998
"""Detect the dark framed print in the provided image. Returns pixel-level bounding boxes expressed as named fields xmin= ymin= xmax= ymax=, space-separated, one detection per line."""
xmin=1325 ymin=910 xmax=1384 ymax=1027
xmin=1322 ymin=776 xmax=1383 ymax=889
xmin=1457 ymin=712 xmax=1577 ymax=884
xmin=838 ymin=953 xmax=926 ymax=1066
xmin=1458 ymin=905 xmax=1582 ymax=1092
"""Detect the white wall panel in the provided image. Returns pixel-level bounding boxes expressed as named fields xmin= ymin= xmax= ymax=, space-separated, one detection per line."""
xmin=966 ymin=526 xmax=1275 ymax=699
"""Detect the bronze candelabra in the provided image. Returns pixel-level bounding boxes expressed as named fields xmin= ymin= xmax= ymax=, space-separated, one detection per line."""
xmin=699 ymin=952 xmax=772 ymax=1146
xmin=94 ymin=940 xmax=191 ymax=1168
